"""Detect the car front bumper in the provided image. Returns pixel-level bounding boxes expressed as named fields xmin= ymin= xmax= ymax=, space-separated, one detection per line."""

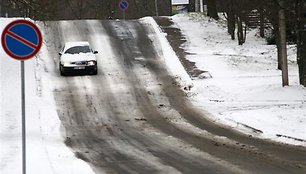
xmin=61 ymin=65 xmax=97 ymax=74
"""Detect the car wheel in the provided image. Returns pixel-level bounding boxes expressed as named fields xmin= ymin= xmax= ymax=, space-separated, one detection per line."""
xmin=92 ymin=69 xmax=98 ymax=75
xmin=91 ymin=65 xmax=98 ymax=75
xmin=60 ymin=64 xmax=65 ymax=76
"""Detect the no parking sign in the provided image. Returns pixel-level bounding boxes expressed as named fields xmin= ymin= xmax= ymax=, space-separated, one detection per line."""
xmin=1 ymin=20 xmax=42 ymax=60
xmin=1 ymin=19 xmax=42 ymax=174
xmin=119 ymin=0 xmax=129 ymax=11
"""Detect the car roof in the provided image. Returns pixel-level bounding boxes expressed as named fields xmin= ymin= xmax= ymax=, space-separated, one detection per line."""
xmin=63 ymin=42 xmax=91 ymax=52
xmin=64 ymin=41 xmax=90 ymax=48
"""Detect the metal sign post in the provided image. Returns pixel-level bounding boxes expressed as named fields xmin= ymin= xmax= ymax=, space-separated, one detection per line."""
xmin=155 ymin=0 xmax=159 ymax=16
xmin=21 ymin=60 xmax=26 ymax=174
xmin=1 ymin=20 xmax=42 ymax=174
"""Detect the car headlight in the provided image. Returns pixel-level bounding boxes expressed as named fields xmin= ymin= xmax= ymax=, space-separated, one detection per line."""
xmin=87 ymin=60 xmax=96 ymax=66
xmin=61 ymin=62 xmax=70 ymax=66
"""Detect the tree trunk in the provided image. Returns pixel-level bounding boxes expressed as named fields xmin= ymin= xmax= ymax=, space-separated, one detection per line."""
xmin=275 ymin=31 xmax=283 ymax=70
xmin=301 ymin=30 xmax=306 ymax=86
xmin=237 ymin=15 xmax=245 ymax=45
xmin=79 ymin=0 xmax=83 ymax=19
xmin=278 ymin=0 xmax=289 ymax=86
xmin=207 ymin=0 xmax=219 ymax=20
xmin=195 ymin=0 xmax=200 ymax=12
xmin=297 ymin=0 xmax=306 ymax=86
xmin=188 ymin=0 xmax=196 ymax=12
xmin=226 ymin=0 xmax=235 ymax=40
xmin=259 ymin=2 xmax=265 ymax=37
xmin=0 ymin=0 xmax=2 ymax=17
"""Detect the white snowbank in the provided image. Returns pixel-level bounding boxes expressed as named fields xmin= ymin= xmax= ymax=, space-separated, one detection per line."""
xmin=140 ymin=17 xmax=193 ymax=90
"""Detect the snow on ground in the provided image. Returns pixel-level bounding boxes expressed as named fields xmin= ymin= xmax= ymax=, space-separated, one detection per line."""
xmin=1 ymin=13 xmax=305 ymax=174
xmin=169 ymin=13 xmax=306 ymax=146
xmin=0 ymin=18 xmax=94 ymax=174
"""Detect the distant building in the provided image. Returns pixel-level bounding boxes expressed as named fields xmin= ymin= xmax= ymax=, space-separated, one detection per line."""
xmin=172 ymin=0 xmax=190 ymax=15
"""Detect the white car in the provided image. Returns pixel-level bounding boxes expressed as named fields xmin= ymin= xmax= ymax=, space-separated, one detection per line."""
xmin=59 ymin=42 xmax=98 ymax=76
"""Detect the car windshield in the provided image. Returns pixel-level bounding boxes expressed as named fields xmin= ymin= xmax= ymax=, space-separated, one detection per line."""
xmin=65 ymin=46 xmax=91 ymax=54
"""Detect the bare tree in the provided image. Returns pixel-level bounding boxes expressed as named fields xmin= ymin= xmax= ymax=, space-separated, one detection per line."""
xmin=278 ymin=0 xmax=289 ymax=86
xmin=223 ymin=0 xmax=248 ymax=44
xmin=0 ymin=0 xmax=2 ymax=16
xmin=7 ymin=0 xmax=62 ymax=20
xmin=259 ymin=1 xmax=265 ymax=37
xmin=207 ymin=0 xmax=219 ymax=20
xmin=225 ymin=0 xmax=235 ymax=40
xmin=5 ymin=0 xmax=171 ymax=20
xmin=296 ymin=0 xmax=306 ymax=86
xmin=236 ymin=13 xmax=246 ymax=45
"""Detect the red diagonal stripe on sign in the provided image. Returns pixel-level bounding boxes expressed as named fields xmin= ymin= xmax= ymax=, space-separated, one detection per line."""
xmin=6 ymin=30 xmax=38 ymax=50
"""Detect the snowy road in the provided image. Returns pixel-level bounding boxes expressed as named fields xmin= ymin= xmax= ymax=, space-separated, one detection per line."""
xmin=40 ymin=19 xmax=306 ymax=174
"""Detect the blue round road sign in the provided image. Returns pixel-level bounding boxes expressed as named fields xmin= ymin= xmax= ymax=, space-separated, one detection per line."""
xmin=119 ymin=0 xmax=129 ymax=11
xmin=1 ymin=20 xmax=42 ymax=61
